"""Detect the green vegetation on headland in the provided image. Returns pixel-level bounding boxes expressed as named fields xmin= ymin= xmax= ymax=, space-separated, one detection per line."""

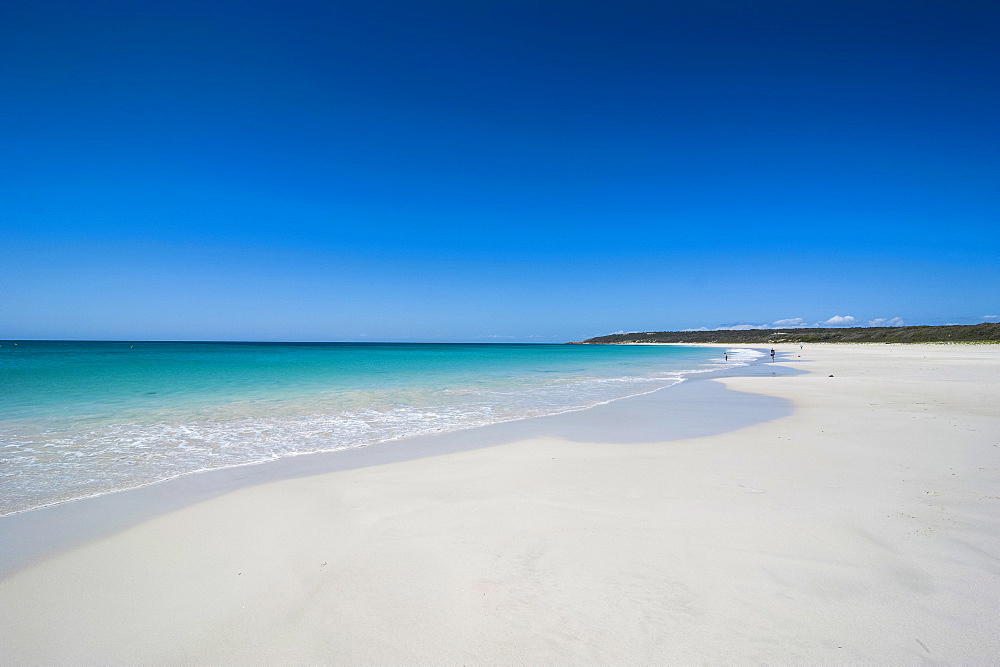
xmin=576 ymin=323 xmax=1000 ymax=345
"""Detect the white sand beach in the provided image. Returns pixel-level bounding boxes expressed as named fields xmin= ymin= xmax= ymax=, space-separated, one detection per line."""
xmin=2 ymin=344 xmax=999 ymax=663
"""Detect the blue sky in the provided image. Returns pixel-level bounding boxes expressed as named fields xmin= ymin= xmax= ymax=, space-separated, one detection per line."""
xmin=3 ymin=0 xmax=997 ymax=341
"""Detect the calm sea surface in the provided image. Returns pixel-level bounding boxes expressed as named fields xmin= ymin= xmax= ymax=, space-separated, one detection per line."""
xmin=0 ymin=341 xmax=761 ymax=515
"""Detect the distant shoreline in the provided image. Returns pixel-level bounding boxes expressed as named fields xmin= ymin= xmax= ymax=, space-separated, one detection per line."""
xmin=576 ymin=322 xmax=1000 ymax=345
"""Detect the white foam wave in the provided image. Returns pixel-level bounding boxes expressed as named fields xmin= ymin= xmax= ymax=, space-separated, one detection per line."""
xmin=0 ymin=350 xmax=769 ymax=516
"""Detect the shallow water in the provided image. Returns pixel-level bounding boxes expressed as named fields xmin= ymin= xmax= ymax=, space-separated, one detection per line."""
xmin=0 ymin=341 xmax=761 ymax=515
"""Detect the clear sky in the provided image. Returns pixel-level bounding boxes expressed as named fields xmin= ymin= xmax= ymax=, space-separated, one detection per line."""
xmin=3 ymin=0 xmax=997 ymax=342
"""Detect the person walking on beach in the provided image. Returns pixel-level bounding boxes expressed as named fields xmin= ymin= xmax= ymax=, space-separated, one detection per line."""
xmin=770 ymin=348 xmax=775 ymax=362
xmin=724 ymin=352 xmax=728 ymax=361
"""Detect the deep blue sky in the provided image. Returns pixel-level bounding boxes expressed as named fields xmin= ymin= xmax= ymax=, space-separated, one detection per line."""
xmin=3 ymin=0 xmax=997 ymax=341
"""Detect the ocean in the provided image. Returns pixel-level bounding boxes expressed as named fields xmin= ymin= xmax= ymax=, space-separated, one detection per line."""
xmin=0 ymin=341 xmax=762 ymax=516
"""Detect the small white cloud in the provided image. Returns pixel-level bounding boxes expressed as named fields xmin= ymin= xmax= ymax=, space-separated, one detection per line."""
xmin=868 ymin=316 xmax=905 ymax=327
xmin=771 ymin=317 xmax=807 ymax=327
xmin=817 ymin=315 xmax=857 ymax=327
xmin=715 ymin=323 xmax=770 ymax=330
xmin=481 ymin=334 xmax=515 ymax=339
xmin=681 ymin=327 xmax=711 ymax=332
xmin=982 ymin=315 xmax=999 ymax=319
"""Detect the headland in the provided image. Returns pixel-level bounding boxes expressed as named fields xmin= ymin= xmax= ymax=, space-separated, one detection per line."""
xmin=577 ymin=321 xmax=1000 ymax=344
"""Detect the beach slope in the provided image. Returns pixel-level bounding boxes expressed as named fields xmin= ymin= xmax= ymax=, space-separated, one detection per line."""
xmin=2 ymin=344 xmax=998 ymax=663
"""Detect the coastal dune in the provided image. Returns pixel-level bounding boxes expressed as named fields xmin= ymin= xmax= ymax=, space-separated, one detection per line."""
xmin=2 ymin=344 xmax=999 ymax=663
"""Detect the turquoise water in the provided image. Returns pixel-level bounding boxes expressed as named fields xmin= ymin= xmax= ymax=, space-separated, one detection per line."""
xmin=0 ymin=341 xmax=761 ymax=515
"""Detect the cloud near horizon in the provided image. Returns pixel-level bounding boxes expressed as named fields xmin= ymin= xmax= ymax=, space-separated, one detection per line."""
xmin=817 ymin=315 xmax=856 ymax=326
xmin=682 ymin=314 xmax=907 ymax=332
xmin=868 ymin=317 xmax=906 ymax=327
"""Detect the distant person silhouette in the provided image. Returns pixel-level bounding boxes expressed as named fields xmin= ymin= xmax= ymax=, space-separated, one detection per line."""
xmin=770 ymin=348 xmax=775 ymax=362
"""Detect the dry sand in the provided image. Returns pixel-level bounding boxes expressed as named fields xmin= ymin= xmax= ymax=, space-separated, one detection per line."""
xmin=2 ymin=344 xmax=999 ymax=664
